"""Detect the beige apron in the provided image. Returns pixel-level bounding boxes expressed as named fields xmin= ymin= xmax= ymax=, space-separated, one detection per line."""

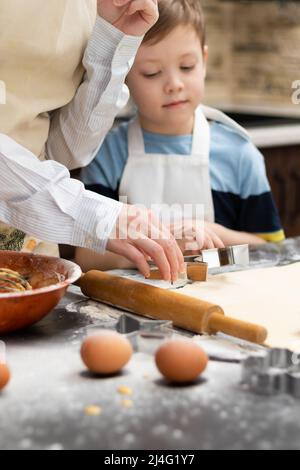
xmin=0 ymin=0 xmax=97 ymax=254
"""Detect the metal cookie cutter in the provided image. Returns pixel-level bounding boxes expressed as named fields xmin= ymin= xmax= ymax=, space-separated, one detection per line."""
xmin=148 ymin=244 xmax=249 ymax=283
xmin=185 ymin=244 xmax=250 ymax=269
xmin=68 ymin=299 xmax=173 ymax=353
xmin=89 ymin=313 xmax=173 ymax=354
xmin=241 ymin=348 xmax=300 ymax=398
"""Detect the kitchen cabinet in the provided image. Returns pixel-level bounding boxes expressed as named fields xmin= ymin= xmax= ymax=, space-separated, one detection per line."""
xmin=263 ymin=145 xmax=300 ymax=237
xmin=230 ymin=113 xmax=300 ymax=238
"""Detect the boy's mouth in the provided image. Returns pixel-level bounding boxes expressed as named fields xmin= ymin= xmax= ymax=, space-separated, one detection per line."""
xmin=162 ymin=100 xmax=189 ymax=108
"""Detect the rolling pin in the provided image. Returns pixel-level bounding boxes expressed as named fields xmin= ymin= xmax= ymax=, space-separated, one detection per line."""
xmin=77 ymin=270 xmax=268 ymax=345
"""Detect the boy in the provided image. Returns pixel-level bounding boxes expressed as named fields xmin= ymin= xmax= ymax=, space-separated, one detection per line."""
xmin=77 ymin=0 xmax=284 ymax=272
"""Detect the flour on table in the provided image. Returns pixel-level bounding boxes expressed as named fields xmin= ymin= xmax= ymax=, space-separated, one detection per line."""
xmin=66 ymin=300 xmax=120 ymax=322
xmin=79 ymin=304 xmax=111 ymax=321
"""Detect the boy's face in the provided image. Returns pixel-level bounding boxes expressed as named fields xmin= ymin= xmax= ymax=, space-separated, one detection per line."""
xmin=126 ymin=25 xmax=208 ymax=135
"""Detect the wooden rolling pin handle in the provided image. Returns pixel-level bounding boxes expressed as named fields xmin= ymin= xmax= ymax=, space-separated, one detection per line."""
xmin=207 ymin=313 xmax=268 ymax=345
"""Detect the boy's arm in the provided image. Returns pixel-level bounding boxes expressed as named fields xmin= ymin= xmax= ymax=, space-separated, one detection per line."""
xmin=46 ymin=16 xmax=142 ymax=170
xmin=207 ymin=223 xmax=266 ymax=246
xmin=236 ymin=140 xmax=285 ymax=244
xmin=75 ymin=247 xmax=134 ymax=273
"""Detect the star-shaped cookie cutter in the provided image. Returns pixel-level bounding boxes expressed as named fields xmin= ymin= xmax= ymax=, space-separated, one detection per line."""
xmin=241 ymin=348 xmax=300 ymax=398
xmin=66 ymin=299 xmax=173 ymax=353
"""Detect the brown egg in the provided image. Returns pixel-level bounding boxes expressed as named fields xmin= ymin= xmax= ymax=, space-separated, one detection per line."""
xmin=81 ymin=330 xmax=133 ymax=375
xmin=0 ymin=363 xmax=11 ymax=390
xmin=155 ymin=339 xmax=208 ymax=383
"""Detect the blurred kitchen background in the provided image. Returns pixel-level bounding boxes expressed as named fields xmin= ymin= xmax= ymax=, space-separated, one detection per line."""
xmin=117 ymin=0 xmax=300 ymax=238
xmin=202 ymin=0 xmax=300 ymax=238
xmin=203 ymin=0 xmax=300 ymax=116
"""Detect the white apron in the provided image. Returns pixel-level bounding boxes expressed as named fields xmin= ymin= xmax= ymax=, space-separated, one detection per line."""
xmin=0 ymin=0 xmax=96 ymax=254
xmin=119 ymin=105 xmax=249 ymax=223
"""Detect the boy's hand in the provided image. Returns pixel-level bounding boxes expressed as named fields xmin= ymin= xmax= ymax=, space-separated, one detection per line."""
xmin=97 ymin=0 xmax=159 ymax=36
xmin=106 ymin=204 xmax=185 ymax=281
xmin=170 ymin=219 xmax=225 ymax=253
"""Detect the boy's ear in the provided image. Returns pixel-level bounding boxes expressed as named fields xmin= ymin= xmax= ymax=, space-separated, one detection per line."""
xmin=203 ymin=45 xmax=208 ymax=78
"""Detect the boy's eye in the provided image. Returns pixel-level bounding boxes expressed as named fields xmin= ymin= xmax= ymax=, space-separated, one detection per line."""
xmin=143 ymin=71 xmax=161 ymax=78
xmin=181 ymin=65 xmax=195 ymax=71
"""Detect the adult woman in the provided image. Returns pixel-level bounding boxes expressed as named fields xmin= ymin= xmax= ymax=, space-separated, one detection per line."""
xmin=0 ymin=0 xmax=184 ymax=281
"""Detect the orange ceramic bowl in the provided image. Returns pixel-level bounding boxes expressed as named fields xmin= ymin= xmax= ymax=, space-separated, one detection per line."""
xmin=0 ymin=251 xmax=82 ymax=334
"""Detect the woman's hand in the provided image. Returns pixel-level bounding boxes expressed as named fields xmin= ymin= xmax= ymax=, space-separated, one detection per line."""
xmin=98 ymin=0 xmax=159 ymax=36
xmin=106 ymin=204 xmax=185 ymax=281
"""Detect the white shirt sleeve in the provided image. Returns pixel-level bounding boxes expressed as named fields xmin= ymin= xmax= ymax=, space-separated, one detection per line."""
xmin=46 ymin=16 xmax=142 ymax=170
xmin=0 ymin=134 xmax=122 ymax=252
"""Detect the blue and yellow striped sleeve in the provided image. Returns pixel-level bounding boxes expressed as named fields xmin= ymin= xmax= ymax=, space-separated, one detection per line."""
xmin=210 ymin=123 xmax=285 ymax=242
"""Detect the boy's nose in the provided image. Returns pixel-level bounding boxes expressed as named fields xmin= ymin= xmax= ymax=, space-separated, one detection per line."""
xmin=164 ymin=76 xmax=184 ymax=94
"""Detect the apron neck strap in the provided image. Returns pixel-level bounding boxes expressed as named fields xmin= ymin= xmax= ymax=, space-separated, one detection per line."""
xmin=200 ymin=104 xmax=250 ymax=140
xmin=191 ymin=107 xmax=210 ymax=160
xmin=128 ymin=117 xmax=145 ymax=154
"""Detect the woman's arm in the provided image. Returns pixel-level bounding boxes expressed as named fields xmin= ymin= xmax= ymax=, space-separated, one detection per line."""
xmin=0 ymin=134 xmax=122 ymax=253
xmin=0 ymin=134 xmax=183 ymax=280
xmin=46 ymin=16 xmax=142 ymax=170
xmin=46 ymin=0 xmax=159 ymax=170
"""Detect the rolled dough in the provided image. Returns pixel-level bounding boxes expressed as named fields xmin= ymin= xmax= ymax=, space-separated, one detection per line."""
xmin=180 ymin=262 xmax=300 ymax=350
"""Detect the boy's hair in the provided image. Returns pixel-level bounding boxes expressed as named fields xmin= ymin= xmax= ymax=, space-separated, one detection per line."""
xmin=143 ymin=0 xmax=206 ymax=48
